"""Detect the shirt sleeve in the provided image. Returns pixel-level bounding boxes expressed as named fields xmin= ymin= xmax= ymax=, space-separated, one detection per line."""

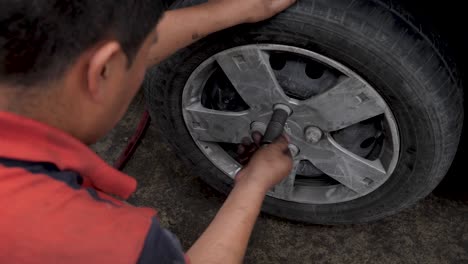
xmin=137 ymin=216 xmax=187 ymax=264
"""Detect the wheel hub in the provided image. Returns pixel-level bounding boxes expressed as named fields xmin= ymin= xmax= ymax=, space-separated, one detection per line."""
xmin=182 ymin=44 xmax=400 ymax=204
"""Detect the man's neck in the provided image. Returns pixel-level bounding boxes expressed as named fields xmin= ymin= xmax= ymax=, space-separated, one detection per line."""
xmin=0 ymin=85 xmax=18 ymax=113
xmin=0 ymin=84 xmax=75 ymax=140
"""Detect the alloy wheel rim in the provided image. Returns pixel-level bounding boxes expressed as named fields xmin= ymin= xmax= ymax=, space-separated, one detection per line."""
xmin=182 ymin=44 xmax=400 ymax=204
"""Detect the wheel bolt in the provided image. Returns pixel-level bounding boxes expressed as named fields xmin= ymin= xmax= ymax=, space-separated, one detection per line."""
xmin=288 ymin=144 xmax=300 ymax=157
xmin=304 ymin=126 xmax=323 ymax=144
xmin=250 ymin=121 xmax=267 ymax=135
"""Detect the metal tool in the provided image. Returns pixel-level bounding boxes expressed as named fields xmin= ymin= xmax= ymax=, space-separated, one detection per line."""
xmin=261 ymin=104 xmax=292 ymax=145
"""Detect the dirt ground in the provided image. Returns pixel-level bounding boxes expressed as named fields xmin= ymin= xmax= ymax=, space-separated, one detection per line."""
xmin=93 ymin=94 xmax=468 ymax=264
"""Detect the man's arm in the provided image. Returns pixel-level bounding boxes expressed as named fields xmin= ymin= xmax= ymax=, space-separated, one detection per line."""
xmin=148 ymin=0 xmax=296 ymax=66
xmin=187 ymin=136 xmax=293 ymax=263
xmin=147 ymin=1 xmax=296 ymax=262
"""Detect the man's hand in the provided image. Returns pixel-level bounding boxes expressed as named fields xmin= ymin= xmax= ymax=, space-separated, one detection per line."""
xmin=209 ymin=0 xmax=297 ymax=24
xmin=148 ymin=0 xmax=296 ymax=65
xmin=188 ymin=134 xmax=293 ymax=264
xmin=236 ymin=135 xmax=293 ymax=193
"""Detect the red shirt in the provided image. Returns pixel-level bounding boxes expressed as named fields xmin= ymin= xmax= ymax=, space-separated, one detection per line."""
xmin=0 ymin=112 xmax=187 ymax=263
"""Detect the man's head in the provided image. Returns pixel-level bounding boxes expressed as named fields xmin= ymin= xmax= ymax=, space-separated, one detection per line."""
xmin=0 ymin=0 xmax=165 ymax=143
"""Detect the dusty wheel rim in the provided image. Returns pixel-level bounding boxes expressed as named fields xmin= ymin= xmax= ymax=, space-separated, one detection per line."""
xmin=182 ymin=44 xmax=400 ymax=204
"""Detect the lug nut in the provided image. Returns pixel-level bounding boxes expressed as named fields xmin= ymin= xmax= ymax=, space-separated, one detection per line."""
xmin=304 ymin=126 xmax=323 ymax=144
xmin=250 ymin=122 xmax=267 ymax=135
xmin=273 ymin=104 xmax=293 ymax=116
xmin=288 ymin=144 xmax=300 ymax=157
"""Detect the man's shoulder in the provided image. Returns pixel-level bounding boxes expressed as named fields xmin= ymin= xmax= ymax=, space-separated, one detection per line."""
xmin=0 ymin=157 xmax=161 ymax=264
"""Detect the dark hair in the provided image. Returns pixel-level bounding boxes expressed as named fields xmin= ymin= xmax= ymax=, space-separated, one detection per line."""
xmin=0 ymin=0 xmax=165 ymax=87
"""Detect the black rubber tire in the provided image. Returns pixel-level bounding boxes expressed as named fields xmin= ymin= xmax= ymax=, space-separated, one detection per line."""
xmin=144 ymin=0 xmax=464 ymax=224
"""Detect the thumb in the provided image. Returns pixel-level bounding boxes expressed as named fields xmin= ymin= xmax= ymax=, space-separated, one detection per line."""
xmin=271 ymin=135 xmax=293 ymax=159
xmin=271 ymin=134 xmax=289 ymax=149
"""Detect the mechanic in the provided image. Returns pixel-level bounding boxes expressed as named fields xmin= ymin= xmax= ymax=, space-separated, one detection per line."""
xmin=0 ymin=0 xmax=295 ymax=263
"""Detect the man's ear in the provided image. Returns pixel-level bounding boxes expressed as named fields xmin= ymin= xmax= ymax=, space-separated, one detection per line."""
xmin=87 ymin=41 xmax=125 ymax=102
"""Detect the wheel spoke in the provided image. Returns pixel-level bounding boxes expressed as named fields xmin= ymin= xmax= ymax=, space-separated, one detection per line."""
xmin=301 ymin=134 xmax=387 ymax=194
xmin=270 ymin=160 xmax=300 ymax=200
xmin=215 ymin=46 xmax=288 ymax=112
xmin=185 ymin=103 xmax=252 ymax=143
xmin=293 ymin=77 xmax=385 ymax=131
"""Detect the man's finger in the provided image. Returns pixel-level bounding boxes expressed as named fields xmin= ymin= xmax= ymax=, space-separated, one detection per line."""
xmin=251 ymin=131 xmax=263 ymax=145
xmin=237 ymin=145 xmax=246 ymax=155
xmin=273 ymin=137 xmax=293 ymax=158
xmin=241 ymin=137 xmax=252 ymax=145
xmin=270 ymin=0 xmax=296 ymax=12
xmin=272 ymin=134 xmax=289 ymax=148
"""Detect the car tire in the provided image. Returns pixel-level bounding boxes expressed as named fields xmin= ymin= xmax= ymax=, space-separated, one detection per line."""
xmin=143 ymin=0 xmax=464 ymax=224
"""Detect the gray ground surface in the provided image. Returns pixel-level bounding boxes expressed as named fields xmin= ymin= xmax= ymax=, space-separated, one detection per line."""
xmin=93 ymin=94 xmax=468 ymax=264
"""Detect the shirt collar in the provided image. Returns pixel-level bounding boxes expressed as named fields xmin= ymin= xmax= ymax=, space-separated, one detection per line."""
xmin=0 ymin=111 xmax=137 ymax=199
